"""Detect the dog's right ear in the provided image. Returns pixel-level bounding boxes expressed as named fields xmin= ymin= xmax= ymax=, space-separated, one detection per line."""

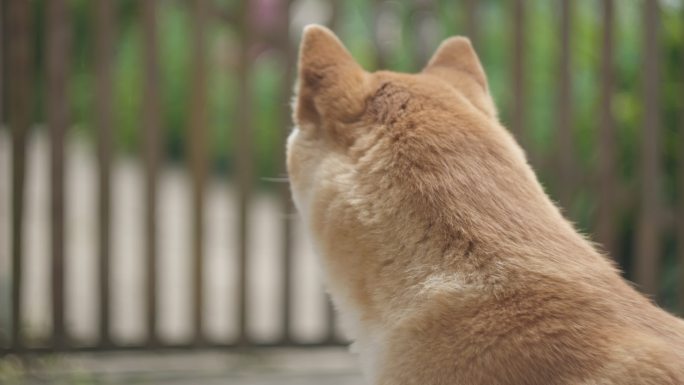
xmin=294 ymin=25 xmax=368 ymax=128
xmin=422 ymin=36 xmax=488 ymax=90
xmin=422 ymin=36 xmax=497 ymax=117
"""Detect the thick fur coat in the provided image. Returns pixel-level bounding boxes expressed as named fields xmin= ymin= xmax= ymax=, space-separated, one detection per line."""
xmin=286 ymin=25 xmax=684 ymax=385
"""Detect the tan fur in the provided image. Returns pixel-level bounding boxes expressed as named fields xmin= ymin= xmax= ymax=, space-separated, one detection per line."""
xmin=286 ymin=25 xmax=684 ymax=385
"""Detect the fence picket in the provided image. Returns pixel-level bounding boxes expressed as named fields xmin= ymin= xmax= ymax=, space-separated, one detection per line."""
xmin=556 ymin=0 xmax=576 ymax=211
xmin=596 ymin=0 xmax=619 ymax=261
xmin=634 ymin=0 xmax=662 ymax=297
xmin=373 ymin=0 xmax=387 ymax=70
xmin=276 ymin=0 xmax=295 ymax=343
xmin=141 ymin=0 xmax=162 ymax=345
xmin=464 ymin=0 xmax=478 ymax=49
xmin=511 ymin=0 xmax=527 ymax=155
xmin=8 ymin=0 xmax=33 ymax=351
xmin=94 ymin=0 xmax=115 ymax=347
xmin=189 ymin=0 xmax=209 ymax=345
xmin=46 ymin=0 xmax=70 ymax=349
xmin=236 ymin=0 xmax=253 ymax=344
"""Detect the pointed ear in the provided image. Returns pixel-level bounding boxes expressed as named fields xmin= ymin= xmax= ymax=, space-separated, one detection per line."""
xmin=422 ymin=37 xmax=489 ymax=91
xmin=294 ymin=25 xmax=368 ymax=127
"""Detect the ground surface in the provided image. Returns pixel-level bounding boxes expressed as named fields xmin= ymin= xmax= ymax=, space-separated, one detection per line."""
xmin=0 ymin=348 xmax=363 ymax=384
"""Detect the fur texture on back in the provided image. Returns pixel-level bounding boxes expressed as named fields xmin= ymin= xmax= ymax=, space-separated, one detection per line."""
xmin=286 ymin=25 xmax=684 ymax=385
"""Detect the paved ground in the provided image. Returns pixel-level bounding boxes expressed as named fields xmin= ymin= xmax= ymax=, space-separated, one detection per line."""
xmin=0 ymin=348 xmax=364 ymax=384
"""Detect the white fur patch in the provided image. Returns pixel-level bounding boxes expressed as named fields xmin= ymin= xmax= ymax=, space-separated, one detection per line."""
xmin=419 ymin=272 xmax=469 ymax=294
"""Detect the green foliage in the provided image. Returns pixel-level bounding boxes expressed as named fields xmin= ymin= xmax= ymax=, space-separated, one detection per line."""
xmin=114 ymin=20 xmax=143 ymax=153
xmin=207 ymin=25 xmax=238 ymax=174
xmin=253 ymin=54 xmax=286 ymax=179
xmin=20 ymin=0 xmax=684 ymax=306
xmin=159 ymin=3 xmax=191 ymax=161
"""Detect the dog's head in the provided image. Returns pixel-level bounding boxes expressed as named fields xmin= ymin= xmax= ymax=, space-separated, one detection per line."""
xmin=287 ymin=25 xmax=530 ymax=266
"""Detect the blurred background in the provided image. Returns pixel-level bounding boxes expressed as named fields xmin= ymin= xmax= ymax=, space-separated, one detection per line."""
xmin=1 ymin=0 xmax=683 ymax=383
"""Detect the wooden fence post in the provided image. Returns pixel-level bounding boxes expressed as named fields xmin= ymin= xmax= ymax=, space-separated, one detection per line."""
xmin=94 ymin=0 xmax=115 ymax=347
xmin=634 ymin=0 xmax=662 ymax=297
xmin=8 ymin=0 xmax=33 ymax=352
xmin=464 ymin=0 xmax=479 ymax=50
xmin=595 ymin=0 xmax=619 ymax=261
xmin=329 ymin=0 xmax=341 ymax=32
xmin=511 ymin=0 xmax=527 ymax=154
xmin=236 ymin=0 xmax=253 ymax=344
xmin=275 ymin=0 xmax=295 ymax=344
xmin=556 ymin=0 xmax=576 ymax=212
xmin=189 ymin=0 xmax=208 ymax=345
xmin=373 ymin=0 xmax=390 ymax=70
xmin=411 ymin=0 xmax=435 ymax=68
xmin=46 ymin=0 xmax=70 ymax=349
xmin=141 ymin=0 xmax=162 ymax=345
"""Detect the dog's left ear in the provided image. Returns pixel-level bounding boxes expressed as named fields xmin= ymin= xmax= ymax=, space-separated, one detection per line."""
xmin=294 ymin=25 xmax=369 ymax=128
xmin=422 ymin=36 xmax=489 ymax=91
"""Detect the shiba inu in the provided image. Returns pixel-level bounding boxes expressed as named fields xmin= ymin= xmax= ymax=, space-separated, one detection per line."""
xmin=286 ymin=24 xmax=684 ymax=385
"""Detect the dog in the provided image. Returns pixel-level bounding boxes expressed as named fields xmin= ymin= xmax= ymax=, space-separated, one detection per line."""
xmin=286 ymin=24 xmax=684 ymax=384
